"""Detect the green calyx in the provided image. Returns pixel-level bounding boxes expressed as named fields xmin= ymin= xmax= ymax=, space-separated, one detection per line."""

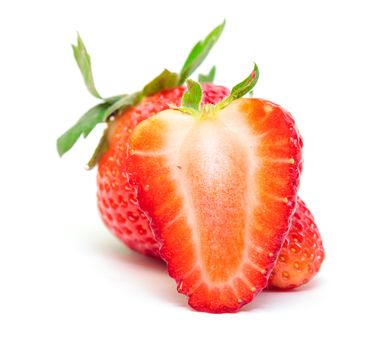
xmin=178 ymin=63 xmax=259 ymax=117
xmin=217 ymin=63 xmax=259 ymax=109
xmin=179 ymin=21 xmax=225 ymax=84
xmin=57 ymin=21 xmax=226 ymax=168
xmin=198 ymin=66 xmax=216 ymax=83
xmin=179 ymin=80 xmax=203 ymax=115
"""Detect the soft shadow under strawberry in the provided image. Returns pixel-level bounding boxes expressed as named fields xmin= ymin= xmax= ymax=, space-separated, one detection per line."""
xmin=88 ymin=235 xmax=187 ymax=309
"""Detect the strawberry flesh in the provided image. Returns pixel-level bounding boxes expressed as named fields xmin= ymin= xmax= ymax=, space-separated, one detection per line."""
xmin=128 ymin=98 xmax=303 ymax=312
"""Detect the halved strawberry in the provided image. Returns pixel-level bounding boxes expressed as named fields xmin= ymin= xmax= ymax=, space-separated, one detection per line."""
xmin=128 ymin=72 xmax=303 ymax=312
xmin=269 ymin=198 xmax=325 ymax=289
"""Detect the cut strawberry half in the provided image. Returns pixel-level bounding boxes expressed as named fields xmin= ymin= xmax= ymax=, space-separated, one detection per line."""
xmin=128 ymin=70 xmax=303 ymax=313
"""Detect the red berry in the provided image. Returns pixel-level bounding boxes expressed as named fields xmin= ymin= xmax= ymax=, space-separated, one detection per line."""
xmin=268 ymin=198 xmax=325 ymax=289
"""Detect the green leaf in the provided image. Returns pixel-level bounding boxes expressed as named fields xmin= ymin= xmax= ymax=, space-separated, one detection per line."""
xmin=179 ymin=21 xmax=225 ymax=84
xmin=218 ymin=63 xmax=259 ymax=109
xmin=86 ymin=127 xmax=109 ymax=170
xmin=57 ymin=93 xmax=141 ymax=157
xmin=99 ymin=93 xmax=142 ymax=125
xmin=142 ymin=69 xmax=179 ymax=96
xmin=181 ymin=80 xmax=202 ymax=112
xmin=57 ymin=102 xmax=110 ymax=156
xmin=104 ymin=94 xmax=127 ymax=104
xmin=230 ymin=63 xmax=259 ymax=99
xmin=198 ymin=66 xmax=216 ymax=83
xmin=72 ymin=33 xmax=102 ymax=99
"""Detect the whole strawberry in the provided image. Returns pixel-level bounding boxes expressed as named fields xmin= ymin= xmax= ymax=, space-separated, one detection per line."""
xmin=57 ymin=22 xmax=226 ymax=256
xmin=269 ymin=198 xmax=325 ymax=289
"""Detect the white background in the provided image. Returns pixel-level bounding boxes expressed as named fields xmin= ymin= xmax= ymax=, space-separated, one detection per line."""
xmin=0 ymin=0 xmax=385 ymax=349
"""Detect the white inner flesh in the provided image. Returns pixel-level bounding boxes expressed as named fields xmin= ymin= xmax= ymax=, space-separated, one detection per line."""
xmin=154 ymin=102 xmax=264 ymax=287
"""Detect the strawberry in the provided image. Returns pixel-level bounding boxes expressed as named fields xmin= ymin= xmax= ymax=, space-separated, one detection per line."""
xmin=128 ymin=72 xmax=303 ymax=313
xmin=57 ymin=22 xmax=226 ymax=256
xmin=269 ymin=198 xmax=325 ymax=289
xmin=97 ymin=84 xmax=229 ymax=257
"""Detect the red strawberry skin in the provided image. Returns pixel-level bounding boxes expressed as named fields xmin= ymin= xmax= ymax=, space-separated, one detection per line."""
xmin=97 ymin=84 xmax=229 ymax=257
xmin=128 ymin=98 xmax=303 ymax=312
xmin=269 ymin=198 xmax=325 ymax=289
